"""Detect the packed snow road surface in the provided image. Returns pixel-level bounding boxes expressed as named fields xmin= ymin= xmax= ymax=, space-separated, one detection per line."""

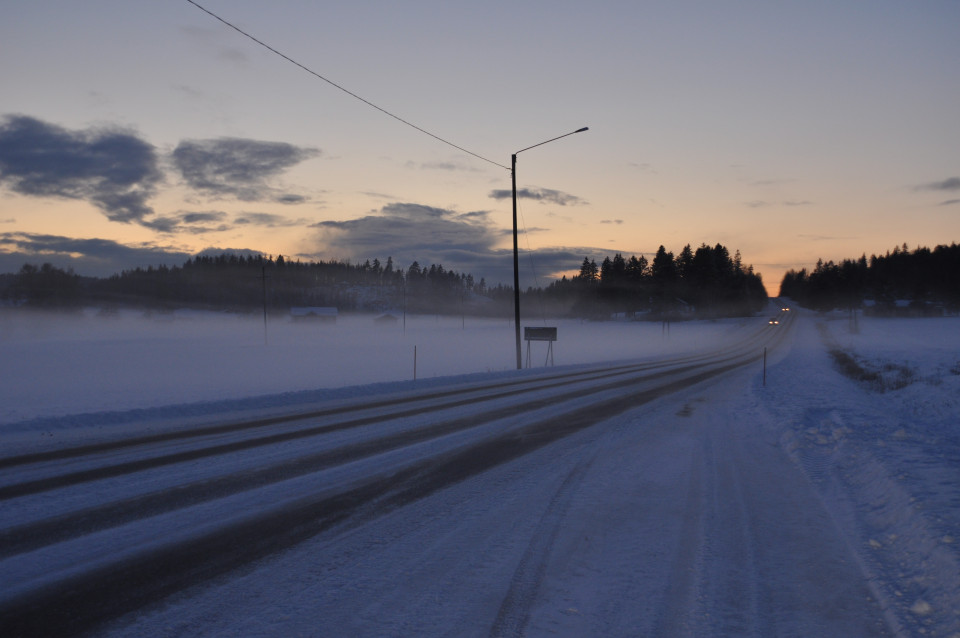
xmin=1 ymin=315 xmax=775 ymax=636
xmin=2 ymin=309 xmax=958 ymax=637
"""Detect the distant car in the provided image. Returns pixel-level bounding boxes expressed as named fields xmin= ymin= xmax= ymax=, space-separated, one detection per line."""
xmin=780 ymin=306 xmax=790 ymax=312
xmin=768 ymin=317 xmax=780 ymax=325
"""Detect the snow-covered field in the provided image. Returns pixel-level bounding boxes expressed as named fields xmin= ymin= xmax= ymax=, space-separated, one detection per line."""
xmin=1 ymin=305 xmax=959 ymax=636
xmin=0 ymin=308 xmax=734 ymax=428
xmin=756 ymin=313 xmax=960 ymax=637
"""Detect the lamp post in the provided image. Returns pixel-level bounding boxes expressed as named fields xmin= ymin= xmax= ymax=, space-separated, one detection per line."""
xmin=511 ymin=127 xmax=588 ymax=369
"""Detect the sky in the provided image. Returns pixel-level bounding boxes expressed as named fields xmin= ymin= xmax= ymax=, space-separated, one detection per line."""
xmin=1 ymin=0 xmax=958 ymax=295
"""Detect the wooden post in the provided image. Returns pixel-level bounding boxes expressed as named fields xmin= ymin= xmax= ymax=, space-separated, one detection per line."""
xmin=260 ymin=264 xmax=268 ymax=346
xmin=763 ymin=346 xmax=767 ymax=387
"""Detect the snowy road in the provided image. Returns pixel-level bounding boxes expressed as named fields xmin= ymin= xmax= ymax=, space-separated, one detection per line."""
xmin=2 ymin=309 xmax=958 ymax=637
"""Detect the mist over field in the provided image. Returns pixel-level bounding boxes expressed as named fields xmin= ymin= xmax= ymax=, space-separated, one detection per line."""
xmin=0 ymin=307 xmax=743 ymax=426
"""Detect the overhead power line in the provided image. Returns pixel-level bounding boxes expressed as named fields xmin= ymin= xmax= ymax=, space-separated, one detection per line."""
xmin=185 ymin=0 xmax=509 ymax=171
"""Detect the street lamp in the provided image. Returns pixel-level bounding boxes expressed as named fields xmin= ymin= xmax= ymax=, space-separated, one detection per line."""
xmin=512 ymin=126 xmax=588 ymax=369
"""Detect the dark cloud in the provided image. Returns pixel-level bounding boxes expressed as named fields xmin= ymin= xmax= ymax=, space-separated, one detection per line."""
xmin=939 ymin=199 xmax=960 ymax=207
xmin=0 ymin=232 xmax=272 ymax=277
xmin=510 ymin=246 xmax=603 ymax=279
xmin=600 ymin=219 xmax=624 ymax=225
xmin=472 ymin=246 xmax=597 ymax=288
xmin=275 ymin=193 xmax=308 ymax=205
xmin=143 ymin=210 xmax=306 ymax=234
xmin=0 ymin=115 xmax=161 ymax=224
xmin=360 ymin=190 xmax=395 ymax=200
xmin=182 ymin=211 xmax=228 ymax=224
xmin=307 ymin=202 xmax=611 ymax=287
xmin=313 ymin=203 xmax=495 ymax=256
xmin=143 ymin=210 xmax=232 ymax=234
xmin=310 ymin=202 xmax=505 ymax=280
xmin=916 ymin=177 xmax=960 ymax=192
xmin=234 ymin=212 xmax=303 ymax=227
xmin=0 ymin=232 xmax=192 ymax=276
xmin=488 ymin=187 xmax=586 ymax=206
xmin=140 ymin=216 xmax=180 ymax=233
xmin=172 ymin=137 xmax=319 ymax=202
xmin=0 ymin=116 xmax=318 ymax=229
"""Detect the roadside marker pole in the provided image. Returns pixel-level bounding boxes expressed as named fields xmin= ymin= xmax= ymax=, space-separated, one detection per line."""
xmin=763 ymin=346 xmax=767 ymax=387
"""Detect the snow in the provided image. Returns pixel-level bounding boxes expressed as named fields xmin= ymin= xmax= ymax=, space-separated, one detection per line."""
xmin=0 ymin=308 xmax=736 ymax=431
xmin=1 ymin=306 xmax=958 ymax=636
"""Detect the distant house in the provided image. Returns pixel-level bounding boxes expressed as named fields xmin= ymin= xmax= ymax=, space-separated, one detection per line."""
xmin=290 ymin=307 xmax=338 ymax=323
xmin=374 ymin=313 xmax=399 ymax=325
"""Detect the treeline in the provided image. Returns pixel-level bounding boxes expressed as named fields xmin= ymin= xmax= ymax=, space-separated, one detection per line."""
xmin=2 ymin=243 xmax=770 ymax=320
xmin=537 ymin=243 xmax=768 ymax=319
xmin=111 ymin=253 xmax=495 ymax=315
xmin=0 ymin=263 xmax=86 ymax=308
xmin=0 ymin=254 xmax=499 ymax=316
xmin=778 ymin=243 xmax=960 ymax=314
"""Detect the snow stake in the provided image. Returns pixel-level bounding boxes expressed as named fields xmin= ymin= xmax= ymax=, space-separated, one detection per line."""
xmin=763 ymin=346 xmax=767 ymax=387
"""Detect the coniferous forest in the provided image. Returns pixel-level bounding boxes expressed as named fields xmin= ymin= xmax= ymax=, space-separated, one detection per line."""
xmin=778 ymin=243 xmax=960 ymax=315
xmin=538 ymin=243 xmax=768 ymax=319
xmin=0 ymin=242 xmax=769 ymax=320
xmin=0 ymin=254 xmax=495 ymax=316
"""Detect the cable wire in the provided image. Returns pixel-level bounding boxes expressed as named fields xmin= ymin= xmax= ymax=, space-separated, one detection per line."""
xmin=185 ymin=0 xmax=509 ymax=171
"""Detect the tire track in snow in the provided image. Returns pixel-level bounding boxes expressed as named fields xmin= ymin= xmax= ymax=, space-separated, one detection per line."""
xmin=646 ymin=438 xmax=705 ymax=637
xmin=0 ymin=361 xmax=681 ymax=500
xmin=0 ymin=362 xmax=705 ymax=558
xmin=0 ymin=358 xmax=758 ymax=637
xmin=488 ymin=451 xmax=594 ymax=637
xmin=703 ymin=427 xmax=766 ymax=637
xmin=0 ymin=360 xmax=656 ymax=471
